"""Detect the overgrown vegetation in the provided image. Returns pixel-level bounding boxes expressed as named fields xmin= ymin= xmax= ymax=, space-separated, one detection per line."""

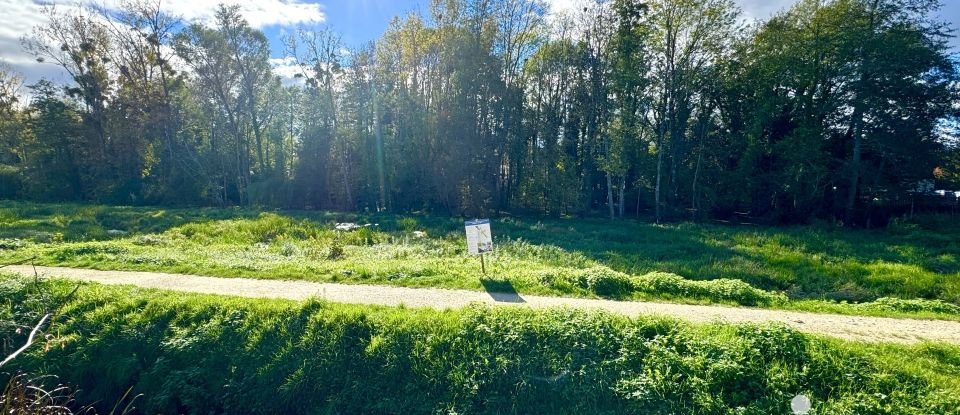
xmin=2 ymin=373 xmax=78 ymax=414
xmin=1 ymin=202 xmax=959 ymax=318
xmin=0 ymin=263 xmax=140 ymax=415
xmin=2 ymin=276 xmax=959 ymax=414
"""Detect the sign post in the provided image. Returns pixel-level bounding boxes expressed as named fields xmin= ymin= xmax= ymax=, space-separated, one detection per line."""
xmin=464 ymin=219 xmax=493 ymax=274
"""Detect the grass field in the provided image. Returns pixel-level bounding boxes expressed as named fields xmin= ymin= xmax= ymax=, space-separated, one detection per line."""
xmin=3 ymin=276 xmax=960 ymax=414
xmin=1 ymin=201 xmax=959 ymax=318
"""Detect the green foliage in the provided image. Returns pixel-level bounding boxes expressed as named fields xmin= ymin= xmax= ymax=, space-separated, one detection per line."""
xmin=634 ymin=272 xmax=788 ymax=306
xmin=0 ymin=165 xmax=20 ymax=199
xmin=2 ymin=277 xmax=959 ymax=414
xmin=2 ymin=201 xmax=959 ymax=319
xmin=855 ymin=298 xmax=960 ymax=315
xmin=326 ymin=240 xmax=345 ymax=260
xmin=539 ymin=267 xmax=786 ymax=305
xmin=6 ymin=0 xmax=954 ymax=222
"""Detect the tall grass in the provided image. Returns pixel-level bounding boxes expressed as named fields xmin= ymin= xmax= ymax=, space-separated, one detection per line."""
xmin=2 ymin=276 xmax=959 ymax=414
xmin=1 ymin=201 xmax=958 ymax=313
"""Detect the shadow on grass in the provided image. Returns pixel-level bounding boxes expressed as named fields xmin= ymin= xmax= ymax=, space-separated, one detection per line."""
xmin=496 ymin=216 xmax=960 ymax=302
xmin=480 ymin=278 xmax=525 ymax=303
xmin=6 ymin=201 xmax=959 ymax=304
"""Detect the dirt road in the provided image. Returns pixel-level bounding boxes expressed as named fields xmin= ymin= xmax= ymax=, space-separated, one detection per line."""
xmin=7 ymin=265 xmax=960 ymax=344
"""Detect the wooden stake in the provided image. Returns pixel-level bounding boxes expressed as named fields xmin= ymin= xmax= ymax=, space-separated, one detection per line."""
xmin=480 ymin=253 xmax=486 ymax=274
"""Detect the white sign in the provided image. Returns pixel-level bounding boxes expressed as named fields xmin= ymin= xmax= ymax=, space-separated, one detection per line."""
xmin=464 ymin=219 xmax=493 ymax=255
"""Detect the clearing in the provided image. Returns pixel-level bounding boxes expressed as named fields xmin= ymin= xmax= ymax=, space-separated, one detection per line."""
xmin=2 ymin=202 xmax=960 ymax=319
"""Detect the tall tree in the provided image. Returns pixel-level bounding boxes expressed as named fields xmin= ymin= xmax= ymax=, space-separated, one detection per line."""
xmin=645 ymin=0 xmax=739 ymax=222
xmin=24 ymin=5 xmax=115 ymax=199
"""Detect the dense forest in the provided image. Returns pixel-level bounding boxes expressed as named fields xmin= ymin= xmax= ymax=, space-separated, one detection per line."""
xmin=0 ymin=0 xmax=958 ymax=224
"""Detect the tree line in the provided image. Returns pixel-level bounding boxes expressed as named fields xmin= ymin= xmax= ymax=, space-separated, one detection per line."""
xmin=0 ymin=0 xmax=957 ymax=224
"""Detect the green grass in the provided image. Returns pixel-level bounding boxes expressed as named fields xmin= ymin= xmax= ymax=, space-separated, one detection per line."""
xmin=2 ymin=276 xmax=959 ymax=414
xmin=0 ymin=201 xmax=958 ymax=318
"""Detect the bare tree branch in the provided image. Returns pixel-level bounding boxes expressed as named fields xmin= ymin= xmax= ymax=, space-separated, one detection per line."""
xmin=0 ymin=313 xmax=51 ymax=369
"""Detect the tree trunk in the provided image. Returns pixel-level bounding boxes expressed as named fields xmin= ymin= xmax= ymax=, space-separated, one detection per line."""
xmin=253 ymin=119 xmax=266 ymax=173
xmin=373 ymin=84 xmax=387 ymax=212
xmin=692 ymin=142 xmax=702 ymax=219
xmin=618 ymin=178 xmax=625 ymax=218
xmin=844 ymin=107 xmax=863 ymax=224
xmin=606 ymin=171 xmax=615 ymax=219
xmin=844 ymin=0 xmax=879 ymax=225
xmin=655 ymin=138 xmax=664 ymax=224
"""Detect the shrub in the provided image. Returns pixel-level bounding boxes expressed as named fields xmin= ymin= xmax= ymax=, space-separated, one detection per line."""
xmin=339 ymin=227 xmax=383 ymax=246
xmin=53 ymin=244 xmax=127 ymax=260
xmin=541 ymin=267 xmax=786 ymax=306
xmin=279 ymin=242 xmax=299 ymax=257
xmin=0 ymin=165 xmax=21 ymax=199
xmin=573 ymin=267 xmax=635 ymax=299
xmin=633 ymin=272 xmax=787 ymax=306
xmin=396 ymin=217 xmax=419 ymax=232
xmin=131 ymin=234 xmax=169 ymax=246
xmin=824 ymin=282 xmax=879 ymax=303
xmin=855 ymin=297 xmax=960 ymax=315
xmin=327 ymin=242 xmax=345 ymax=260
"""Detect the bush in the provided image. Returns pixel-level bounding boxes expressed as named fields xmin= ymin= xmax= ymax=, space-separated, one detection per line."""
xmin=856 ymin=297 xmax=960 ymax=315
xmin=279 ymin=241 xmax=299 ymax=257
xmin=634 ymin=272 xmax=788 ymax=306
xmin=0 ymin=165 xmax=21 ymax=199
xmin=130 ymin=234 xmax=169 ymax=246
xmin=541 ymin=267 xmax=786 ymax=306
xmin=3 ymin=277 xmax=958 ymax=415
xmin=574 ymin=267 xmax=635 ymax=299
xmin=52 ymin=243 xmax=127 ymax=261
xmin=339 ymin=227 xmax=383 ymax=246
xmin=327 ymin=241 xmax=345 ymax=260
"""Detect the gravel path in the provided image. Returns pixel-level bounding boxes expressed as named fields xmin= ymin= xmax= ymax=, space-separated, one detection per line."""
xmin=8 ymin=265 xmax=960 ymax=344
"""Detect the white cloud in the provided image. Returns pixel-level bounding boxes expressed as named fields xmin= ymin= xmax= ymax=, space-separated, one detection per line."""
xmin=0 ymin=1 xmax=78 ymax=88
xmin=735 ymin=0 xmax=793 ymax=20
xmin=543 ymin=0 xmax=580 ymax=16
xmin=0 ymin=2 xmax=49 ymax=58
xmin=270 ymin=56 xmax=307 ymax=86
xmin=543 ymin=0 xmax=793 ymax=20
xmin=0 ymin=0 xmax=326 ymax=87
xmin=157 ymin=0 xmax=325 ymax=28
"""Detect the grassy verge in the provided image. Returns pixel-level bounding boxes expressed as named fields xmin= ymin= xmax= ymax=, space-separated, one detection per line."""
xmin=1 ymin=201 xmax=958 ymax=319
xmin=2 ymin=275 xmax=959 ymax=414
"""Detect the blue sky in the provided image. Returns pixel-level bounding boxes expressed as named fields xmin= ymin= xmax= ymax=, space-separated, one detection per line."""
xmin=296 ymin=1 xmax=426 ymax=46
xmin=260 ymin=0 xmax=428 ymax=68
xmin=307 ymin=0 xmax=960 ymax=48
xmin=1 ymin=0 xmax=958 ymax=87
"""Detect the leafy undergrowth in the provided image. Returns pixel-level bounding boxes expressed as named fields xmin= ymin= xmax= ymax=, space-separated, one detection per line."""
xmin=854 ymin=297 xmax=960 ymax=315
xmin=539 ymin=267 xmax=787 ymax=306
xmin=1 ymin=201 xmax=959 ymax=318
xmin=2 ymin=276 xmax=959 ymax=414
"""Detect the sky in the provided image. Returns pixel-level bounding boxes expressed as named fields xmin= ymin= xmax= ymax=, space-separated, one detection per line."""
xmin=1 ymin=0 xmax=959 ymax=89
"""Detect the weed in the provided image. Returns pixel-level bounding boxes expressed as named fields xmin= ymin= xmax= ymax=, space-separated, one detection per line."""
xmin=327 ymin=242 xmax=345 ymax=260
xmin=130 ymin=235 xmax=168 ymax=246
xmin=855 ymin=297 xmax=960 ymax=315
xmin=3 ymin=277 xmax=957 ymax=414
xmin=279 ymin=242 xmax=299 ymax=257
xmin=1 ymin=201 xmax=958 ymax=318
